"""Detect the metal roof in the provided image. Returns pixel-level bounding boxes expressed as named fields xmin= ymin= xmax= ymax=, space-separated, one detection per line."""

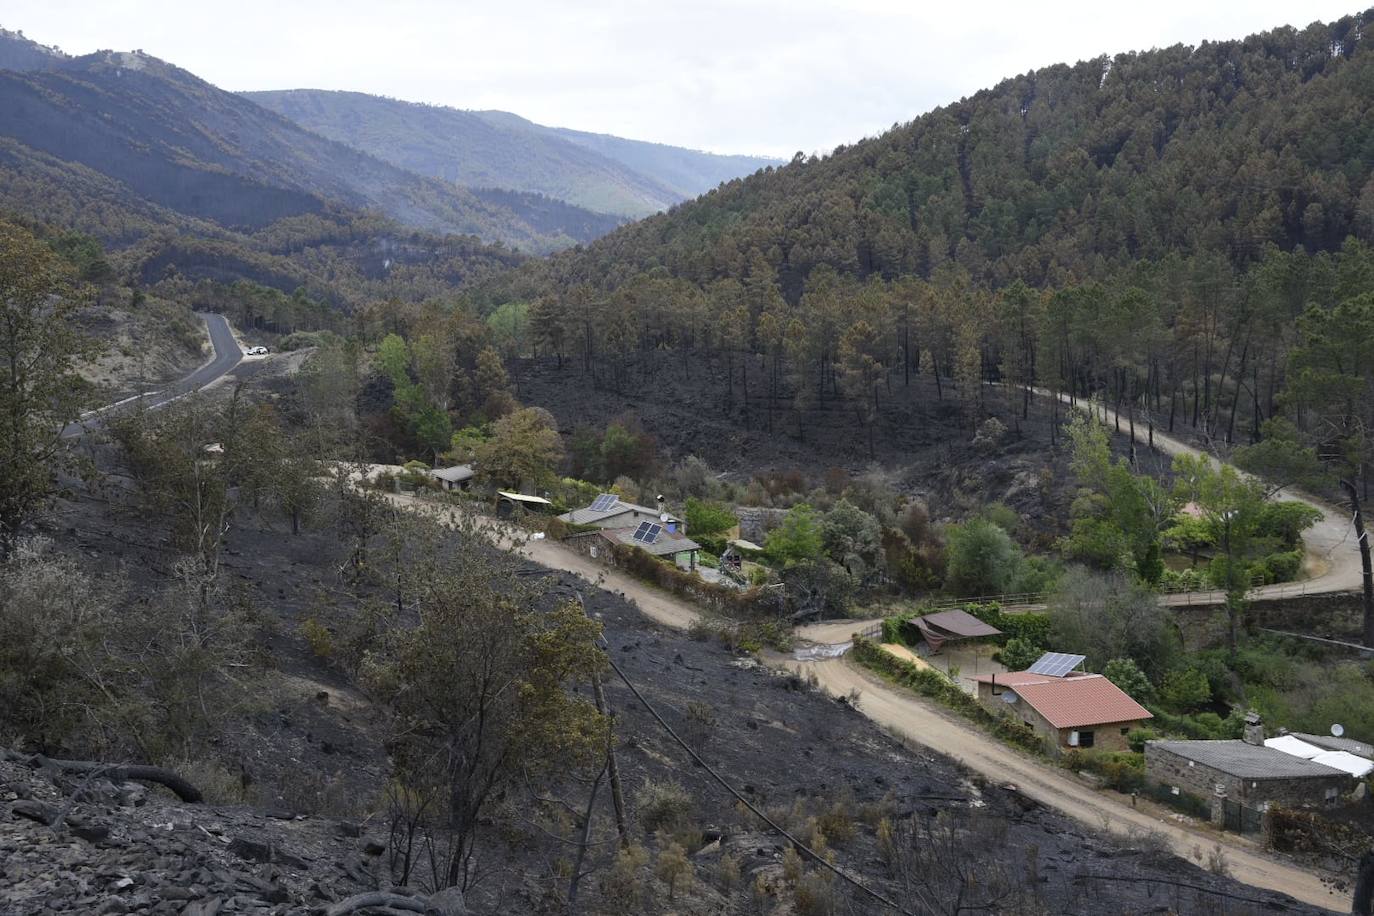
xmin=558 ymin=498 xmax=680 ymax=526
xmin=1150 ymin=740 xmax=1349 ymax=779
xmin=915 ymin=609 xmax=1002 ymax=639
xmin=497 ymin=491 xmax=552 ymax=505
xmin=1310 ymin=751 xmax=1374 ymax=778
xmin=430 ymin=465 xmax=475 ymax=482
xmin=601 ymin=527 xmax=700 ymax=557
xmin=1264 ymin=735 xmax=1324 ymax=759
xmin=1292 ymin=732 xmax=1374 ymax=759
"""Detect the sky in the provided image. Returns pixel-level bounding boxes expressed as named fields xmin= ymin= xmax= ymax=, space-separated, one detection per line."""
xmin=3 ymin=1 xmax=1360 ymax=158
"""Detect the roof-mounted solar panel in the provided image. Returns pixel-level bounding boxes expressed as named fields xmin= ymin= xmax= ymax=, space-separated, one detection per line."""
xmin=590 ymin=493 xmax=619 ymax=512
xmin=1027 ymin=652 xmax=1087 ymax=677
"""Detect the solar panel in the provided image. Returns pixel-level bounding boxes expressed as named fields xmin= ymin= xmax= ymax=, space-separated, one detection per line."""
xmin=631 ymin=522 xmax=662 ymax=544
xmin=1026 ymin=652 xmax=1087 ymax=677
xmin=645 ymin=523 xmax=662 ymax=542
xmin=590 ymin=493 xmax=619 ymax=513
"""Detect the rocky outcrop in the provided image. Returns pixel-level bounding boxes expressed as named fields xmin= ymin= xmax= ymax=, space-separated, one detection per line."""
xmin=0 ymin=754 xmax=449 ymax=915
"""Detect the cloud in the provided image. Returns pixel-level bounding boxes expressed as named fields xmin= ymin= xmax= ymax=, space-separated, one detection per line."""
xmin=4 ymin=0 xmax=1358 ymax=156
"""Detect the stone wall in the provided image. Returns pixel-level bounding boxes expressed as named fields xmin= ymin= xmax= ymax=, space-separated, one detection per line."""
xmin=1172 ymin=592 xmax=1366 ymax=651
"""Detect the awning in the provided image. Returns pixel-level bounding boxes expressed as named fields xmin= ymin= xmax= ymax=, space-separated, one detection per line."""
xmin=908 ymin=608 xmax=1002 ymax=653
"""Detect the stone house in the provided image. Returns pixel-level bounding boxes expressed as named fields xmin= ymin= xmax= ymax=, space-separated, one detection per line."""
xmin=1145 ymin=733 xmax=1353 ymax=825
xmin=974 ymin=671 xmax=1152 ymax=755
xmin=558 ymin=494 xmax=683 ymax=533
xmin=430 ymin=464 xmax=475 ymax=491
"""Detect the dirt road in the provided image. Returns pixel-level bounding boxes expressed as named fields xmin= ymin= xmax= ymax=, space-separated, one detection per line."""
xmin=770 ymin=653 xmax=1349 ymax=912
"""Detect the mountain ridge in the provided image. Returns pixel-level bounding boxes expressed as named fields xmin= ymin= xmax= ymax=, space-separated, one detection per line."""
xmin=0 ymin=35 xmax=619 ymax=253
xmin=246 ymin=88 xmax=779 ymax=218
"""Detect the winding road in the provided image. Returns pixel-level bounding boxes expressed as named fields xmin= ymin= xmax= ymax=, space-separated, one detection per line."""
xmin=63 ymin=312 xmax=242 ymax=438
xmin=1062 ymin=394 xmax=1364 ymax=606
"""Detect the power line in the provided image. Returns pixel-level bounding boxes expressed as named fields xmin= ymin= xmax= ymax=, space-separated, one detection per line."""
xmin=600 ymin=645 xmax=930 ymax=916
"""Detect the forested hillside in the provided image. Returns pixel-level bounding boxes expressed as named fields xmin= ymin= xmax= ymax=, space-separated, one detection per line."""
xmin=546 ymin=11 xmax=1374 ymax=297
xmin=0 ymin=41 xmax=618 ymax=252
xmin=247 ymin=90 xmax=685 ymax=218
xmin=474 ymin=10 xmax=1374 ymax=477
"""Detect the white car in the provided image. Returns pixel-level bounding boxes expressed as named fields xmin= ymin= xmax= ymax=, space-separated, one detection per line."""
xmin=244 ymin=345 xmax=269 ymax=356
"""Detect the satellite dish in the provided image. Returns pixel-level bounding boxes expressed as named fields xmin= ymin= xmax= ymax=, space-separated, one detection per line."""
xmin=1332 ymin=723 xmax=1345 ymax=737
xmin=1001 ymin=691 xmax=1018 ymax=704
xmin=660 ymin=513 xmax=670 ymax=522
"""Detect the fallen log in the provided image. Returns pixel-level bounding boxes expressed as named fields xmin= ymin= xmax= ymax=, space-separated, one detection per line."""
xmin=3 ymin=749 xmax=202 ymax=803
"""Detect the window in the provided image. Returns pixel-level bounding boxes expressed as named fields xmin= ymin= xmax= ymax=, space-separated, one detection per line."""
xmin=1079 ymin=730 xmax=1095 ymax=748
xmin=1121 ymin=727 xmax=1130 ymax=736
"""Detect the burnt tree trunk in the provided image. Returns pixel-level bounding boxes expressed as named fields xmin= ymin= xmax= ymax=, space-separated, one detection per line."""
xmin=1354 ymin=850 xmax=1374 ymax=916
xmin=1341 ymin=479 xmax=1374 ymax=649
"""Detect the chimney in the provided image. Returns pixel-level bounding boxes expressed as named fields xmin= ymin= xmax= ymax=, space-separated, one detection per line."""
xmin=1243 ymin=710 xmax=1264 ymax=747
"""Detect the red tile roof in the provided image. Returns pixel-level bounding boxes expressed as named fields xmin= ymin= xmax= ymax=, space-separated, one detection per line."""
xmin=986 ymin=673 xmax=1152 ymax=729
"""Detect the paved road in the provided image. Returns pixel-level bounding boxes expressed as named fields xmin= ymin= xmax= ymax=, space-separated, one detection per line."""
xmin=1053 ymin=392 xmax=1364 ymax=606
xmin=63 ymin=313 xmax=242 ymax=437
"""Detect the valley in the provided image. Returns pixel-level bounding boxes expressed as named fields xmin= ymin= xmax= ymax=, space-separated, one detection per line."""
xmin=3 ymin=7 xmax=1374 ymax=916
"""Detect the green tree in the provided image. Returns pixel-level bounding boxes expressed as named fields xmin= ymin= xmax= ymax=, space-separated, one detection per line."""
xmin=820 ymin=499 xmax=883 ymax=573
xmin=376 ymin=333 xmax=411 ymax=388
xmin=1103 ymin=657 xmax=1155 ymax=703
xmin=1048 ymin=569 xmax=1179 ymax=681
xmin=945 ymin=519 xmax=1019 ymax=596
xmin=683 ymin=498 xmax=737 ymax=538
xmin=362 ymin=555 xmax=608 ymax=890
xmin=0 ymin=218 xmax=100 ymax=556
xmin=766 ymin=504 xmax=824 ymax=566
xmin=476 ymin=407 xmax=564 ymax=490
xmin=1065 ymin=414 xmax=1173 ymax=583
xmin=1172 ymin=453 xmax=1268 ymax=654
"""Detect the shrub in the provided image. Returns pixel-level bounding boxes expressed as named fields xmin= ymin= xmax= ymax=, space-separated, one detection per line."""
xmin=963 ymin=602 xmax=1052 ymax=647
xmin=277 ymin=330 xmax=341 ymax=351
xmin=880 ymin=614 xmax=909 ymax=645
xmin=1064 ymin=749 xmax=1145 ymax=792
xmin=1160 ymin=668 xmax=1212 ymax=712
xmin=1126 ymin=727 xmax=1161 ymax=753
xmin=301 ymin=617 xmax=334 ymax=658
xmin=998 ymin=637 xmax=1042 ymax=672
xmin=635 ymin=779 xmax=693 ymax=833
xmin=718 ymin=853 xmax=742 ymax=894
xmin=1258 ymin=549 xmax=1303 ymax=584
xmin=601 ymin=844 xmax=649 ymax=908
